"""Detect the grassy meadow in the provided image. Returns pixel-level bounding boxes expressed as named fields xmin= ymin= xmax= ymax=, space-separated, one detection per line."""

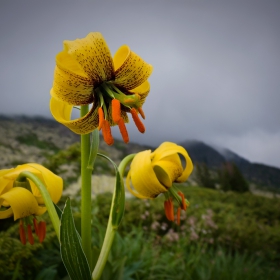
xmin=1 ymin=184 xmax=279 ymax=280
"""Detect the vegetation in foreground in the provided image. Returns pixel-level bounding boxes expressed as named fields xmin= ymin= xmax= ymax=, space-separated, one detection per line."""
xmin=1 ymin=186 xmax=279 ymax=280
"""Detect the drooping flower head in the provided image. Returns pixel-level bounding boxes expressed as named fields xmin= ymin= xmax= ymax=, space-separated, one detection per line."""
xmin=50 ymin=32 xmax=153 ymax=145
xmin=126 ymin=142 xmax=193 ymax=224
xmin=0 ymin=163 xmax=63 ymax=244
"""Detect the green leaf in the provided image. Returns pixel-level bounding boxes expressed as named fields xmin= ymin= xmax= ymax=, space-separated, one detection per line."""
xmin=111 ymin=169 xmax=125 ymax=228
xmin=54 ymin=203 xmax=62 ymax=219
xmin=87 ymin=129 xmax=99 ymax=170
xmin=97 ymin=153 xmax=125 ymax=228
xmin=60 ymin=198 xmax=91 ymax=280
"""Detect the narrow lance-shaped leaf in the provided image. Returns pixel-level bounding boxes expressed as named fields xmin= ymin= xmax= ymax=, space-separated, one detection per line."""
xmin=60 ymin=198 xmax=91 ymax=280
xmin=97 ymin=153 xmax=125 ymax=228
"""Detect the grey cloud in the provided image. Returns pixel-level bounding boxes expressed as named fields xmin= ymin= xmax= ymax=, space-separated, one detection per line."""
xmin=0 ymin=0 xmax=280 ymax=167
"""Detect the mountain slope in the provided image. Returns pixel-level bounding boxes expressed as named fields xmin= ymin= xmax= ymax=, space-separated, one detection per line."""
xmin=1 ymin=115 xmax=280 ymax=189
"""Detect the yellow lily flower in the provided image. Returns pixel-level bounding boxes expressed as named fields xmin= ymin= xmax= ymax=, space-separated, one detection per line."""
xmin=0 ymin=163 xmax=63 ymax=244
xmin=126 ymin=142 xmax=193 ymax=224
xmin=50 ymin=32 xmax=153 ymax=145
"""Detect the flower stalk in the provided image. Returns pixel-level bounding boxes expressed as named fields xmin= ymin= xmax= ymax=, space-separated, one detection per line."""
xmin=92 ymin=154 xmax=135 ymax=280
xmin=80 ymin=104 xmax=93 ymax=271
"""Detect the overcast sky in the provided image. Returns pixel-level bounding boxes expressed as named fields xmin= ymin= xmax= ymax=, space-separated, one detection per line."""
xmin=0 ymin=0 xmax=280 ymax=168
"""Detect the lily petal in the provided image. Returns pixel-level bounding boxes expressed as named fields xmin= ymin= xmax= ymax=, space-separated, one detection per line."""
xmin=127 ymin=150 xmax=167 ymax=198
xmin=3 ymin=164 xmax=63 ymax=205
xmin=151 ymin=142 xmax=193 ymax=182
xmin=153 ymin=156 xmax=183 ymax=188
xmin=113 ymin=45 xmax=153 ymax=90
xmin=0 ymin=177 xmax=13 ymax=196
xmin=0 ymin=188 xmax=40 ymax=220
xmin=50 ymin=97 xmax=99 ymax=134
xmin=51 ymin=66 xmax=94 ymax=105
xmin=27 ymin=163 xmax=63 ymax=204
xmin=58 ymin=32 xmax=114 ymax=83
xmin=130 ymin=80 xmax=150 ymax=107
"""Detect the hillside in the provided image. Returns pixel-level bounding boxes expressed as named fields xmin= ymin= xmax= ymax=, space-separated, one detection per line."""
xmin=180 ymin=140 xmax=280 ymax=190
xmin=1 ymin=115 xmax=280 ymax=190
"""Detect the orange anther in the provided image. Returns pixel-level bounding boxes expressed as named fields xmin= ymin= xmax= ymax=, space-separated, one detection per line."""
xmin=138 ymin=107 xmax=145 ymax=119
xmin=19 ymin=220 xmax=26 ymax=245
xmin=118 ymin=118 xmax=129 ymax=143
xmin=130 ymin=108 xmax=145 ymax=133
xmin=102 ymin=120 xmax=114 ymax=145
xmin=38 ymin=221 xmax=46 ymax=243
xmin=164 ymin=198 xmax=174 ymax=221
xmin=177 ymin=208 xmax=181 ymax=225
xmin=27 ymin=224 xmax=34 ymax=245
xmin=33 ymin=218 xmax=39 ymax=236
xmin=178 ymin=192 xmax=187 ymax=210
xmin=112 ymin=99 xmax=121 ymax=123
xmin=98 ymin=107 xmax=104 ymax=130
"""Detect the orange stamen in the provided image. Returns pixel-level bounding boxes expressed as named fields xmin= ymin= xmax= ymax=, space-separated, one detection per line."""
xmin=130 ymin=108 xmax=145 ymax=133
xmin=177 ymin=208 xmax=181 ymax=225
xmin=112 ymin=99 xmax=121 ymax=123
xmin=19 ymin=220 xmax=26 ymax=245
xmin=33 ymin=218 xmax=39 ymax=236
xmin=164 ymin=198 xmax=174 ymax=221
xmin=27 ymin=224 xmax=34 ymax=245
xmin=102 ymin=120 xmax=114 ymax=145
xmin=178 ymin=191 xmax=187 ymax=210
xmin=98 ymin=107 xmax=104 ymax=130
xmin=138 ymin=107 xmax=145 ymax=119
xmin=117 ymin=118 xmax=129 ymax=143
xmin=38 ymin=221 xmax=46 ymax=243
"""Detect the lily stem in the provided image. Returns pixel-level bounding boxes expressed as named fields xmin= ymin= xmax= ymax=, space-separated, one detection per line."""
xmin=92 ymin=154 xmax=135 ymax=280
xmin=80 ymin=104 xmax=93 ymax=271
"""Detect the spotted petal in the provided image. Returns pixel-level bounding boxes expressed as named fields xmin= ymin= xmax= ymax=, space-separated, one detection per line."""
xmin=113 ymin=45 xmax=153 ymax=90
xmin=126 ymin=150 xmax=167 ymax=199
xmin=51 ymin=66 xmax=94 ymax=105
xmin=57 ymin=32 xmax=114 ymax=84
xmin=130 ymin=80 xmax=150 ymax=107
xmin=50 ymin=97 xmax=99 ymax=134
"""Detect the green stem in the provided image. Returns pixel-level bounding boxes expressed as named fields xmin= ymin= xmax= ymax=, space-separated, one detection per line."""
xmin=80 ymin=104 xmax=93 ymax=271
xmin=92 ymin=154 xmax=135 ymax=280
xmin=17 ymin=171 xmax=60 ymax=240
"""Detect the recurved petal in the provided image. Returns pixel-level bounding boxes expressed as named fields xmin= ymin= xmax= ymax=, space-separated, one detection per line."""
xmin=3 ymin=164 xmax=41 ymax=180
xmin=151 ymin=142 xmax=193 ymax=182
xmin=26 ymin=163 xmax=63 ymax=204
xmin=50 ymin=97 xmax=99 ymax=134
xmin=127 ymin=150 xmax=167 ymax=199
xmin=58 ymin=32 xmax=114 ymax=83
xmin=130 ymin=80 xmax=150 ymax=107
xmin=0 ymin=177 xmax=13 ymax=196
xmin=152 ymin=156 xmax=184 ymax=188
xmin=0 ymin=169 xmax=12 ymax=177
xmin=51 ymin=66 xmax=94 ymax=105
xmin=113 ymin=45 xmax=153 ymax=90
xmin=0 ymin=188 xmax=39 ymax=220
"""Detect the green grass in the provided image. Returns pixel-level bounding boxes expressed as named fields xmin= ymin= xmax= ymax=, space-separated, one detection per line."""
xmin=1 ymin=186 xmax=280 ymax=279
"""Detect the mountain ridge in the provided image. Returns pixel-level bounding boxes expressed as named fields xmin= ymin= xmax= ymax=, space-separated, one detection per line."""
xmin=1 ymin=115 xmax=280 ymax=189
